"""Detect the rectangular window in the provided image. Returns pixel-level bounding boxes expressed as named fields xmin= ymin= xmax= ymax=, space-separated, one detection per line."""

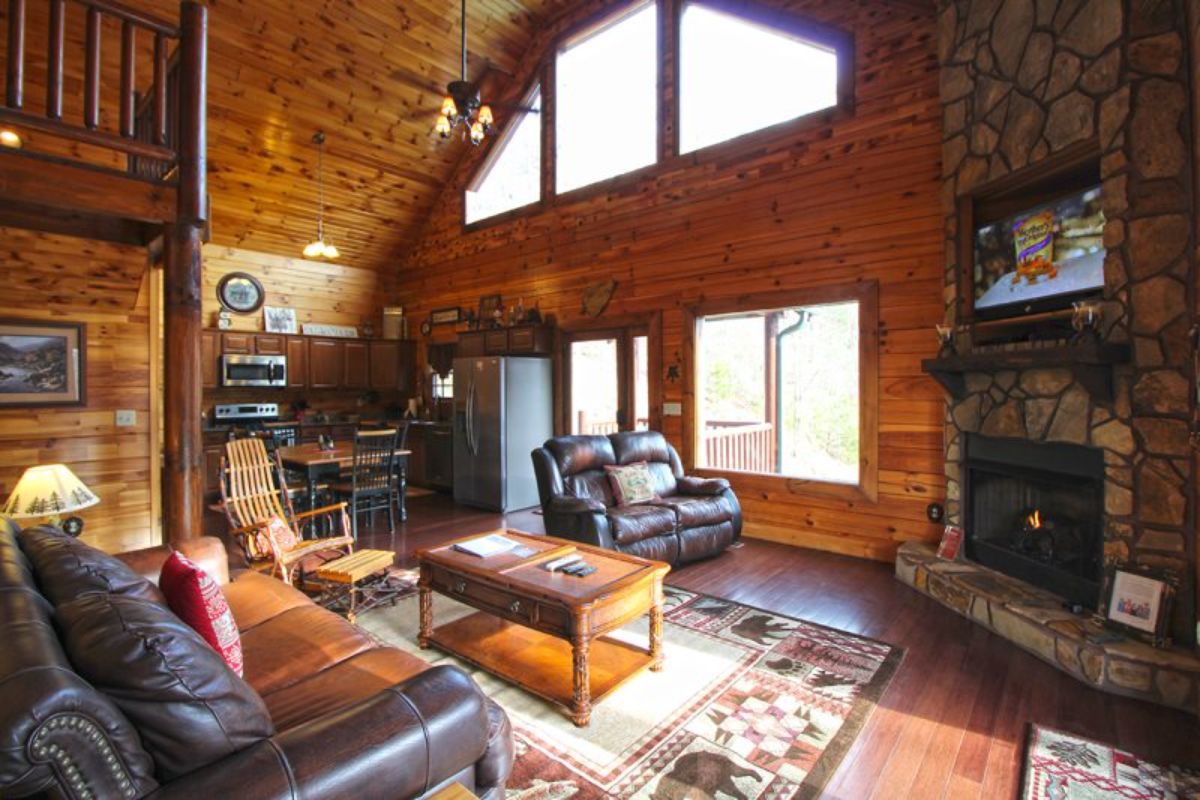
xmin=693 ymin=285 xmax=876 ymax=496
xmin=555 ymin=2 xmax=658 ymax=193
xmin=465 ymin=89 xmax=542 ymax=224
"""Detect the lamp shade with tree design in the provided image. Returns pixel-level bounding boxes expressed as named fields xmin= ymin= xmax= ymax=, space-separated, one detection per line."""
xmin=3 ymin=465 xmax=99 ymax=535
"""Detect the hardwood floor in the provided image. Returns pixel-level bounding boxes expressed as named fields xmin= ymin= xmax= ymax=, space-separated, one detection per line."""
xmin=338 ymin=494 xmax=1200 ymax=799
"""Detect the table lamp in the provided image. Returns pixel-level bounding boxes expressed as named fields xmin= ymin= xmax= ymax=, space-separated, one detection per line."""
xmin=3 ymin=464 xmax=99 ymax=536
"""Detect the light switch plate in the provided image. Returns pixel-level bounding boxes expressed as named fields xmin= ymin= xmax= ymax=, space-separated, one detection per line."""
xmin=115 ymin=409 xmax=137 ymax=427
xmin=662 ymin=401 xmax=682 ymax=416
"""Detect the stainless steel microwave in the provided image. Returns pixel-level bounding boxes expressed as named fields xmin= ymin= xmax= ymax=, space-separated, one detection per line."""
xmin=219 ymin=354 xmax=287 ymax=388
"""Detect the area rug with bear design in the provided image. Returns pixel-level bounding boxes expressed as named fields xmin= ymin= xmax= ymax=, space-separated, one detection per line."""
xmin=359 ymin=585 xmax=902 ymax=800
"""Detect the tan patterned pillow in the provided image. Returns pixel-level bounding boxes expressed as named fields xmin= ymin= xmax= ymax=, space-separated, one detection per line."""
xmin=605 ymin=462 xmax=658 ymax=506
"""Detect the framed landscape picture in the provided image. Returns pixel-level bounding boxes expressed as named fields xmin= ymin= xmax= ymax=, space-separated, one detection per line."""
xmin=0 ymin=319 xmax=85 ymax=407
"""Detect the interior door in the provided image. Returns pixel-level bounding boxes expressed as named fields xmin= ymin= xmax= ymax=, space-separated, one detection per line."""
xmin=564 ymin=325 xmax=652 ymax=435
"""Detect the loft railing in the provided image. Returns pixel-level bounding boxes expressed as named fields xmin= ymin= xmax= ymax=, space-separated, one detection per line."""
xmin=703 ymin=420 xmax=774 ymax=473
xmin=2 ymin=0 xmax=182 ymax=174
xmin=576 ymin=412 xmax=651 ymax=435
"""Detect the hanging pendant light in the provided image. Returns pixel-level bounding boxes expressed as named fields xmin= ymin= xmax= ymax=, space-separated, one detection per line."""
xmin=302 ymin=131 xmax=339 ymax=260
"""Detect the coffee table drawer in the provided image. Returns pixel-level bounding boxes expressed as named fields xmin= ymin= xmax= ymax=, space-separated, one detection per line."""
xmin=429 ymin=567 xmax=549 ymax=628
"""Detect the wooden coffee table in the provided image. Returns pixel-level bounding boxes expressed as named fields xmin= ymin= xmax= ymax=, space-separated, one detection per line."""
xmin=416 ymin=530 xmax=670 ymax=726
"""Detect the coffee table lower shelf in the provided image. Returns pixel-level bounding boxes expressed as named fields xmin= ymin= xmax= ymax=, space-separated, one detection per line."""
xmin=423 ymin=611 xmax=655 ymax=726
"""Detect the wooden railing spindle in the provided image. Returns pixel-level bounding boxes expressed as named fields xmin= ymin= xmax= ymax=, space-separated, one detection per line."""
xmin=153 ymin=33 xmax=167 ymax=145
xmin=120 ymin=21 xmax=136 ymax=137
xmin=6 ymin=0 xmax=26 ymax=109
xmin=84 ymin=7 xmax=101 ymax=130
xmin=46 ymin=0 xmax=65 ymax=118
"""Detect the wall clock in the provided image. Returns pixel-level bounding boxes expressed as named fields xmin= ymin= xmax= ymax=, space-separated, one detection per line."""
xmin=216 ymin=272 xmax=265 ymax=314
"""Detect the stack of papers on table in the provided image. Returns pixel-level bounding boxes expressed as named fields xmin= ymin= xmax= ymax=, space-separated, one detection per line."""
xmin=452 ymin=534 xmax=519 ymax=558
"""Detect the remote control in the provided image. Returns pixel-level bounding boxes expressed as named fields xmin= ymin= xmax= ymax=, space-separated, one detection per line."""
xmin=574 ymin=565 xmax=597 ymax=577
xmin=563 ymin=562 xmax=589 ymax=576
xmin=544 ymin=554 xmax=583 ymax=572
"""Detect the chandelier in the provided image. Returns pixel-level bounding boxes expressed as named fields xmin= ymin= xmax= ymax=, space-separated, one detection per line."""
xmin=436 ymin=0 xmax=493 ymax=145
xmin=302 ymin=131 xmax=339 ymax=260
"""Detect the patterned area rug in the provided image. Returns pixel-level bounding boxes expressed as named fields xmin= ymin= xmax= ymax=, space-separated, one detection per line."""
xmin=359 ymin=586 xmax=902 ymax=799
xmin=1021 ymin=725 xmax=1200 ymax=800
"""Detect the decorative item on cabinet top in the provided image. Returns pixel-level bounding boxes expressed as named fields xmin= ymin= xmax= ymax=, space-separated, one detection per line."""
xmin=216 ymin=272 xmax=265 ymax=314
xmin=303 ymin=324 xmax=359 ymax=338
xmin=263 ymin=306 xmax=299 ymax=334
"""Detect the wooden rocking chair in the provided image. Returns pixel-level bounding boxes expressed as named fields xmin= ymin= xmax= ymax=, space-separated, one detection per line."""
xmin=220 ymin=437 xmax=354 ymax=586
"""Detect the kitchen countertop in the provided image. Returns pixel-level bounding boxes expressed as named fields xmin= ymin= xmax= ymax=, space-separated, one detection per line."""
xmin=203 ymin=417 xmax=451 ymax=433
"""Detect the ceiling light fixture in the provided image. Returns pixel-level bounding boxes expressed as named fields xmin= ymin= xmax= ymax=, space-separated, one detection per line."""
xmin=0 ymin=129 xmax=22 ymax=148
xmin=302 ymin=131 xmax=339 ymax=260
xmin=437 ymin=0 xmax=494 ymax=145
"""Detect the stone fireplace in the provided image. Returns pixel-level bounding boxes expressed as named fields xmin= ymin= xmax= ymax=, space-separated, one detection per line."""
xmin=963 ymin=434 xmax=1105 ymax=608
xmin=932 ymin=0 xmax=1196 ymax=645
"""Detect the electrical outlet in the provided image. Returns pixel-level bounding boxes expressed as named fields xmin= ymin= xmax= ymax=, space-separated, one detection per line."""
xmin=662 ymin=401 xmax=682 ymax=417
xmin=115 ymin=409 xmax=137 ymax=427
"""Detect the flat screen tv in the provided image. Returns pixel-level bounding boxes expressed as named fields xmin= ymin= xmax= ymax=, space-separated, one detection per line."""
xmin=972 ymin=184 xmax=1105 ymax=320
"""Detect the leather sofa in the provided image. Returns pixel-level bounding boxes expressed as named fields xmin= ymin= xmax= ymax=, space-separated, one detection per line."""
xmin=0 ymin=517 xmax=512 ymax=800
xmin=531 ymin=431 xmax=741 ymax=565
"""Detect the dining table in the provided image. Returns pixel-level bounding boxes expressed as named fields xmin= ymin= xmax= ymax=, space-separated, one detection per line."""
xmin=277 ymin=441 xmax=412 ymax=535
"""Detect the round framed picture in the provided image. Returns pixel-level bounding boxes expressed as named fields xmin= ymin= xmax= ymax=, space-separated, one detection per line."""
xmin=216 ymin=272 xmax=265 ymax=314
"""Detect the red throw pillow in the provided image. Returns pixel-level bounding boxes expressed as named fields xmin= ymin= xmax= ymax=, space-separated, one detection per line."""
xmin=159 ymin=552 xmax=244 ymax=676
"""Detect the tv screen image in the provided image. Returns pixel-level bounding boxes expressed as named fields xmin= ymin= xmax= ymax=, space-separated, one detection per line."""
xmin=973 ymin=185 xmax=1105 ymax=316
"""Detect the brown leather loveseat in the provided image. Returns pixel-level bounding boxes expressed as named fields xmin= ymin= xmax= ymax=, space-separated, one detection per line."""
xmin=0 ymin=517 xmax=513 ymax=799
xmin=531 ymin=431 xmax=742 ymax=565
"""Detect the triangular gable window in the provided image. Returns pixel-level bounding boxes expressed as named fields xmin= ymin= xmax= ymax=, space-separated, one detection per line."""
xmin=465 ymin=88 xmax=542 ymax=224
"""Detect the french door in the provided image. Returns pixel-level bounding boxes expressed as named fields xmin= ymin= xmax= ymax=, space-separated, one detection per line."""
xmin=561 ymin=320 xmax=658 ymax=435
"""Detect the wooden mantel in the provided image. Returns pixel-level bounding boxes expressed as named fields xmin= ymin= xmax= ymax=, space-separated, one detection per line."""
xmin=921 ymin=340 xmax=1132 ymax=403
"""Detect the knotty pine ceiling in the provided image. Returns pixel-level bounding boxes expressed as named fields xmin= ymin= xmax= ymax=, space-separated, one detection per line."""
xmin=1 ymin=0 xmax=571 ymax=269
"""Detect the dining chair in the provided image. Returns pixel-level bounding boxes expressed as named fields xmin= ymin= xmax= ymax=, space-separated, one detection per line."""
xmin=219 ymin=437 xmax=354 ymax=585
xmin=331 ymin=428 xmax=400 ymax=539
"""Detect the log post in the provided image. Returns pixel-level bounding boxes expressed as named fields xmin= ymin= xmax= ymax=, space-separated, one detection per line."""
xmin=162 ymin=1 xmax=207 ymax=545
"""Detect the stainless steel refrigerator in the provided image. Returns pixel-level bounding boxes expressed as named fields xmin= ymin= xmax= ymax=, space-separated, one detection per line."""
xmin=452 ymin=356 xmax=553 ymax=511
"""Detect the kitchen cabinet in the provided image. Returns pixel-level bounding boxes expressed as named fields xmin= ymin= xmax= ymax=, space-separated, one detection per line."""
xmin=308 ymin=338 xmax=341 ymax=389
xmin=201 ymin=332 xmax=218 ymax=389
xmin=343 ymin=341 xmax=369 ymax=390
xmin=221 ymin=332 xmax=254 ymax=354
xmin=369 ymin=340 xmax=417 ymax=394
xmin=286 ymin=337 xmax=307 ymax=389
xmin=457 ymin=325 xmax=554 ymax=357
xmin=406 ymin=423 xmax=452 ymax=491
xmin=254 ymin=335 xmax=286 ymax=355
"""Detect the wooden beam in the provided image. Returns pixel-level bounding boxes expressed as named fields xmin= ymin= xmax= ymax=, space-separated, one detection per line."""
xmin=6 ymin=0 xmax=26 ymax=109
xmin=0 ymin=199 xmax=150 ymax=244
xmin=0 ymin=149 xmax=176 ymax=222
xmin=161 ymin=1 xmax=207 ymax=545
xmin=0 ymin=108 xmax=176 ymax=162
xmin=45 ymin=0 xmax=64 ymax=119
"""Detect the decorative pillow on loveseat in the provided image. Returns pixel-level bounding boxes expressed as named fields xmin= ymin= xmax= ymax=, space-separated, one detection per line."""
xmin=19 ymin=525 xmax=166 ymax=606
xmin=55 ymin=593 xmax=274 ymax=780
xmin=604 ymin=462 xmax=658 ymax=506
xmin=159 ymin=551 xmax=244 ymax=676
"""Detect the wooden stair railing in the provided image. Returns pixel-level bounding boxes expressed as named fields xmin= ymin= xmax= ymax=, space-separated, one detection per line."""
xmin=1 ymin=0 xmax=182 ymax=172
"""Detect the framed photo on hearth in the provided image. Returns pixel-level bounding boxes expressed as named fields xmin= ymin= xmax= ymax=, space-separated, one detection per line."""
xmin=0 ymin=319 xmax=85 ymax=407
xmin=1102 ymin=566 xmax=1175 ymax=647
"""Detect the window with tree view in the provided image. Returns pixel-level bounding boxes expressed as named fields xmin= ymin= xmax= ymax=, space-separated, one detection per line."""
xmin=465 ymin=89 xmax=542 ymax=224
xmin=697 ymin=300 xmax=860 ymax=484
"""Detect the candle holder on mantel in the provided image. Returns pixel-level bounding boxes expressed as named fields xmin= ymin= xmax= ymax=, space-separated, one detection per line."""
xmin=935 ymin=324 xmax=957 ymax=357
xmin=1070 ymin=300 xmax=1103 ymax=344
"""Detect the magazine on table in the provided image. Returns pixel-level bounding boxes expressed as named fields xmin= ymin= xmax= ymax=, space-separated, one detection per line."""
xmin=452 ymin=534 xmax=533 ymax=558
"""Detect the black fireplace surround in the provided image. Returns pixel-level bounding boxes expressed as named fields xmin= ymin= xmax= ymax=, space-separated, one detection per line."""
xmin=963 ymin=434 xmax=1105 ymax=608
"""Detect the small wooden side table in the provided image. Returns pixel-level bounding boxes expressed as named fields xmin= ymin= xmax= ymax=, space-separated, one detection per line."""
xmin=315 ymin=548 xmax=398 ymax=622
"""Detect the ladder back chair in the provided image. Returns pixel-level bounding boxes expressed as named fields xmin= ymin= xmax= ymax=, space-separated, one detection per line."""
xmin=220 ymin=437 xmax=354 ymax=585
xmin=331 ymin=428 xmax=401 ymax=538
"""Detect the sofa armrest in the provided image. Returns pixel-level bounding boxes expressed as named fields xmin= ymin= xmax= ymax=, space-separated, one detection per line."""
xmin=543 ymin=496 xmax=616 ymax=550
xmin=676 ymin=476 xmax=732 ymax=496
xmin=148 ymin=665 xmax=510 ymax=800
xmin=116 ymin=536 xmax=231 ymax=586
xmin=548 ymin=496 xmax=606 ymax=514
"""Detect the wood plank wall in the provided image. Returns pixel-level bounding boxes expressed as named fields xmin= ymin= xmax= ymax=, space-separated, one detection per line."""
xmin=201 ymin=245 xmax=385 ymax=332
xmin=392 ymin=0 xmax=947 ymax=561
xmin=0 ymin=227 xmax=155 ymax=553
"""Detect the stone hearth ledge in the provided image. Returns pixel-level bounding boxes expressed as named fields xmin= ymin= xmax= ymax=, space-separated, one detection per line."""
xmin=896 ymin=542 xmax=1200 ymax=717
